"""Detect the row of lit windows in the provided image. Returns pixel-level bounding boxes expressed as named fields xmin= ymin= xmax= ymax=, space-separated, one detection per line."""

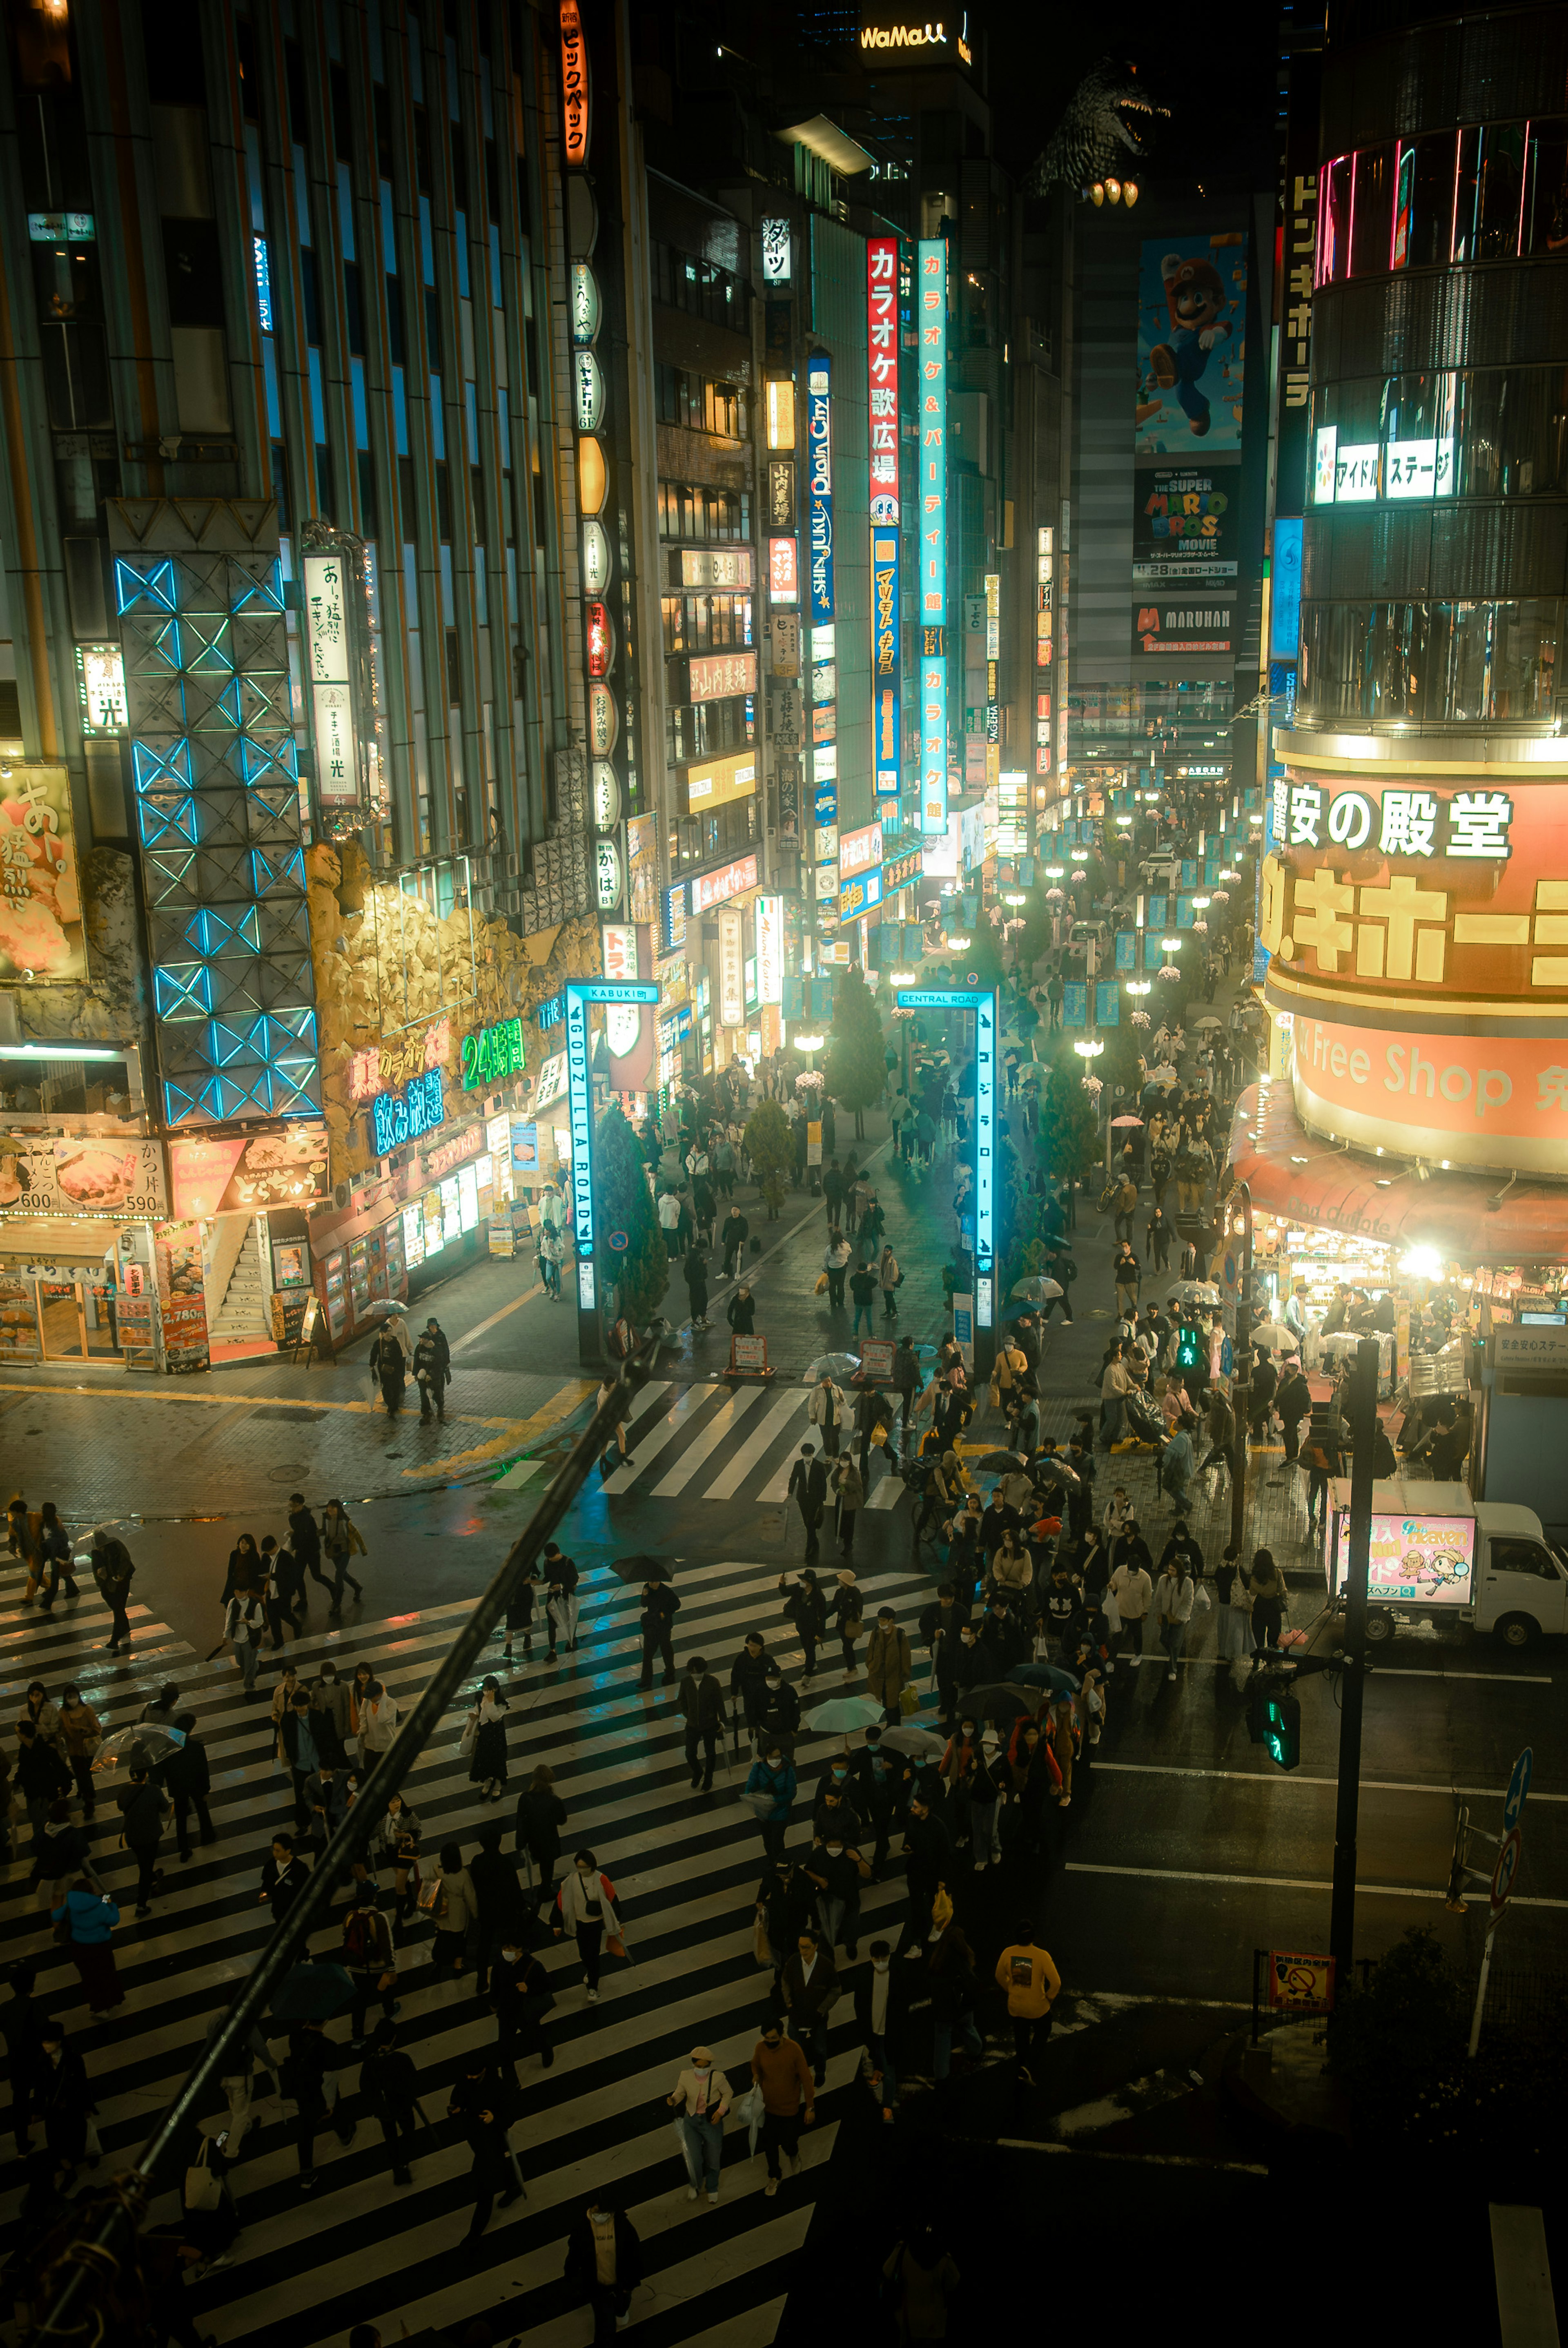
xmin=655 ymin=365 xmax=747 ymax=440
xmin=655 ymin=484 xmax=752 ymax=545
xmin=1317 ymin=117 xmax=1568 ymax=284
xmin=659 ymin=593 xmax=754 ymax=654
xmin=665 ymin=695 xmax=755 ymax=766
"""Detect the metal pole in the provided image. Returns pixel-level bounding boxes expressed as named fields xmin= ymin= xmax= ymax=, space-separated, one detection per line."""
xmin=1329 ymin=1334 xmax=1380 ymax=1982
xmin=1467 ymin=1915 xmax=1502 ymax=2059
xmin=31 ymin=1338 xmax=659 ymax=2342
xmin=1229 ymin=1182 xmax=1252 ymax=1559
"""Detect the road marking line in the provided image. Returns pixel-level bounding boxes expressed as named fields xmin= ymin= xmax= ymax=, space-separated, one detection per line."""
xmin=1065 ymin=1861 xmax=1568 ymax=1908
xmin=653 ymin=1385 xmax=768 ymax=1496
xmin=705 ymin=1389 xmax=810 ymax=1499
xmin=997 ymin=2140 xmax=1268 ymax=2174
xmin=1091 ymin=1762 xmax=1568 ymax=1800
xmin=450 ymin=1279 xmax=544 ymax=1350
xmin=602 ymin=1383 xmax=707 ymax=1492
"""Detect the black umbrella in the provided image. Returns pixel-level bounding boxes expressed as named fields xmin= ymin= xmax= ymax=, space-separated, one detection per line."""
xmin=270 ymin=1961 xmax=355 ymax=2023
xmin=963 ymin=1680 xmax=1048 ymax=1723
xmin=976 ymin=1449 xmax=1025 ymax=1474
xmin=612 ymin=1555 xmax=674 ymax=1584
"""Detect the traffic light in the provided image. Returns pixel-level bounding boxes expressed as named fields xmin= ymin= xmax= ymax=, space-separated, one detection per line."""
xmin=1249 ymin=1678 xmax=1301 ymax=1770
xmin=1175 ymin=1322 xmax=1202 ymax=1370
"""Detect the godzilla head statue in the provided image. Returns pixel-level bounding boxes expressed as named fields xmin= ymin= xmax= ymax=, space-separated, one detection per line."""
xmin=1029 ymin=58 xmax=1168 ymax=199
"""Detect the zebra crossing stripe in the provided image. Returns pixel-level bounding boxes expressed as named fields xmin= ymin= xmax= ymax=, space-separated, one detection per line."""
xmin=706 ymin=1390 xmax=809 ymax=1500
xmin=653 ymin=1385 xmax=771 ymax=1497
xmin=602 ymin=1383 xmax=704 ymax=1491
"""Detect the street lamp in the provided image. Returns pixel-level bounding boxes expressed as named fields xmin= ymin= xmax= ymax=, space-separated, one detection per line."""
xmin=1045 ymin=864 xmax=1065 ymax=879
xmin=1002 ymin=891 xmax=1026 ymax=907
xmin=1192 ymin=895 xmax=1211 ymax=911
xmin=946 ymin=934 xmax=971 ymax=952
xmin=1160 ymin=936 xmax=1182 ymax=952
xmin=1125 ymin=978 xmax=1152 ymax=996
xmin=1070 ymin=848 xmax=1089 ymax=862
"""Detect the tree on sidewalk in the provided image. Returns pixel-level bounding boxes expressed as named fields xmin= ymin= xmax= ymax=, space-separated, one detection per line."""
xmin=594 ymin=1100 xmax=666 ymax=1328
xmin=1034 ymin=1054 xmax=1097 ymax=1191
xmin=743 ymin=1098 xmax=794 ymax=1219
xmin=824 ymin=966 xmax=886 ymax=1140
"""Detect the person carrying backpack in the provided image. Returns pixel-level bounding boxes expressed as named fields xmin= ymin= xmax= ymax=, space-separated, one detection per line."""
xmin=341 ymin=1894 xmax=400 ymax=2046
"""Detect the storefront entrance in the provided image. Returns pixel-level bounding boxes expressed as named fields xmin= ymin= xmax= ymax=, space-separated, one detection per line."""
xmin=22 ymin=1275 xmax=121 ymax=1359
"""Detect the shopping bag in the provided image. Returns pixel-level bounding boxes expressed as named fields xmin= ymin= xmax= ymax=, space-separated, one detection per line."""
xmin=459 ymin=1715 xmax=478 ymax=1757
xmin=1102 ymin=1589 xmax=1123 ymax=1633
xmin=814 ymin=1273 xmax=829 ymax=1295
xmin=898 ymin=1682 xmax=920 ymax=1719
xmin=606 ymin=1932 xmax=628 ymax=1961
xmin=1194 ymin=1585 xmax=1212 ymax=1612
xmin=183 ymin=2136 xmax=225 ymax=2214
xmin=753 ymin=1916 xmax=774 ymax=1969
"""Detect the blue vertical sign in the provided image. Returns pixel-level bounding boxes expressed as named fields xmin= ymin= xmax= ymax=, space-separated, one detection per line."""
xmin=566 ymin=978 xmax=659 ymax=1327
xmin=872 ymin=525 xmax=901 ymax=798
xmin=807 ymin=354 xmax=834 ymax=624
xmin=895 ymin=987 xmax=998 ymax=1335
xmin=917 ymin=237 xmax=947 ymax=836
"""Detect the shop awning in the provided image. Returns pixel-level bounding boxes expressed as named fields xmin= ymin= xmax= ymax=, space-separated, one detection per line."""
xmin=1227 ymin=1081 xmax=1568 ymax=1265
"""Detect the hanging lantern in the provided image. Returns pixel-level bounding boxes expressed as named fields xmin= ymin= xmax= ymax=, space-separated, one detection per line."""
xmin=588 ymin=679 xmax=618 ymax=755
xmin=586 ymin=600 xmax=615 ymax=679
xmin=570 ymin=262 xmax=600 ymax=347
xmin=578 ymin=436 xmax=607 ymax=516
xmin=581 ymin=517 xmax=613 ymax=597
xmin=574 ymin=348 xmax=605 ymax=434
xmin=592 ymin=759 xmax=621 ymax=830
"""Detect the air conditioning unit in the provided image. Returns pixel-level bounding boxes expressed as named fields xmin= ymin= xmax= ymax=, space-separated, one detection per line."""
xmin=334 ymin=1181 xmax=352 ymax=1208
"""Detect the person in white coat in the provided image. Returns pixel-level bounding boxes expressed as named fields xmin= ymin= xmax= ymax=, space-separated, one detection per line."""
xmin=1107 ymin=1551 xmax=1153 ymax=1669
xmin=1152 ymin=1559 xmax=1195 ymax=1681
xmin=666 ymin=2046 xmax=734 ymax=2202
xmin=807 ymin=1375 xmax=846 ymax=1458
xmin=552 ymin=1848 xmax=625 ymax=2003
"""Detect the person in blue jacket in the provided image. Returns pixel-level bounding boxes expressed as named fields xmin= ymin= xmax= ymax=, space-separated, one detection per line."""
xmin=745 ymin=1744 xmax=796 ymax=1865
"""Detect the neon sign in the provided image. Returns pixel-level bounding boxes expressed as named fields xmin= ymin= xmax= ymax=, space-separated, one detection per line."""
xmin=371 ymin=1067 xmax=445 ymax=1157
xmin=918 ymin=237 xmax=948 ymax=836
xmin=460 ymin=1016 xmax=526 ymax=1092
xmin=559 ymin=0 xmax=590 ymax=165
xmin=807 ymin=356 xmax=834 ymax=624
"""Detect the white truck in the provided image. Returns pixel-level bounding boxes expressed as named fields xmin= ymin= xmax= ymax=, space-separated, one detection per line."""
xmin=1325 ymin=1478 xmax=1568 ymax=1651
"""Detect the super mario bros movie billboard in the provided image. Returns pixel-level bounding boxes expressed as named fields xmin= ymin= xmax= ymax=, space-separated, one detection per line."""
xmin=1135 ymin=232 xmax=1249 ymax=454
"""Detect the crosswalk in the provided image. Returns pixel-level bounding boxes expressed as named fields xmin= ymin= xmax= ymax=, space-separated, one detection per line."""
xmin=600 ymin=1379 xmax=913 ymax=1510
xmin=0 ymin=1542 xmax=949 ymax=2348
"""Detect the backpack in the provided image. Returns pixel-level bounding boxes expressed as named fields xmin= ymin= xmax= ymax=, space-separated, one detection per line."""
xmin=342 ymin=1909 xmax=374 ymax=1966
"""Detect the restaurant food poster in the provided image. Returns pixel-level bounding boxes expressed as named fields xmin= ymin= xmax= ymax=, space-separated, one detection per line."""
xmin=0 ymin=763 xmax=87 ymax=984
xmin=168 ymin=1124 xmax=330 ymax=1219
xmin=1134 ymin=233 xmax=1248 ymax=455
xmin=156 ymin=1222 xmax=210 ymax=1374
xmin=0 ymin=1135 xmax=166 ymax=1216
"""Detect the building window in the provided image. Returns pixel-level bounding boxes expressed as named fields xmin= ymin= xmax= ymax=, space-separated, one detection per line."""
xmin=656 ymin=481 xmax=752 ymax=544
xmin=650 ymin=241 xmax=751 ymax=333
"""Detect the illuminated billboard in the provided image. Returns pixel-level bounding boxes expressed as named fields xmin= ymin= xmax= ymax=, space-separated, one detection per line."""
xmin=917 ymin=238 xmax=948 ymax=836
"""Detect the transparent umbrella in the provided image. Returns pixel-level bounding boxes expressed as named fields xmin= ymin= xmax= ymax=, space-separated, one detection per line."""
xmin=802 ymin=1353 xmax=862 ymax=1384
xmin=1168 ymin=1279 xmax=1223 ymax=1306
xmin=1010 ymin=1276 xmax=1063 ymax=1303
xmin=92 ymin=1722 xmax=184 ymax=1776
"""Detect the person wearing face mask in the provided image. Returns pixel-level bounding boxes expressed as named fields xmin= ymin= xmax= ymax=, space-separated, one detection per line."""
xmin=744 ymin=1744 xmax=796 ymax=1865
xmin=728 ymin=1631 xmax=775 ymax=1747
xmin=750 ymin=2019 xmax=815 ymax=2194
xmin=677 ymin=1655 xmax=728 ymax=1792
xmin=757 ymin=1664 xmax=800 ymax=1749
xmin=490 ymin=1936 xmax=556 ymax=2070
xmin=552 ymin=1848 xmax=625 ymax=2004
xmin=802 ymin=1818 xmax=871 ymax=1960
xmin=853 ymin=1938 xmax=915 ymax=2125
xmin=994 ymin=1916 xmax=1062 ymax=2086
xmin=666 ymin=2045 xmax=734 ymax=2203
xmin=753 ymin=1856 xmax=813 ymax=1989
xmin=952 ymin=1618 xmax=1001 ymax=1707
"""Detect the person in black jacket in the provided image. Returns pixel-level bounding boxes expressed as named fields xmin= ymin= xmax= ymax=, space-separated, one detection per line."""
xmin=728 ymin=1631 xmax=774 ymax=1744
xmin=287 ymin=1494 xmax=332 ymax=1606
xmin=1247 ymin=1350 xmax=1279 ymax=1444
xmin=1275 ymin=1361 xmax=1313 ymax=1468
xmin=564 ymin=2194 xmax=643 ymax=2333
xmin=719 ymin=1204 xmax=750 ymax=1276
xmin=490 ymin=1941 xmax=555 ymax=2070
xmin=900 ymin=1796 xmax=953 ymax=1958
xmin=1 ymin=1965 xmax=45 ymax=2157
xmin=1157 ymin=1524 xmax=1205 ymax=1584
xmin=514 ymin=1764 xmax=567 ymax=1910
xmin=449 ymin=2054 xmax=524 ymax=2243
xmin=635 ymin=1578 xmax=681 ymax=1690
xmin=361 ymin=2019 xmax=422 ymax=2185
xmin=413 ymin=1318 xmax=451 ymax=1423
xmin=678 ymin=1656 xmax=728 ymax=1789
xmin=16 ymin=1726 xmax=71 ymax=1881
xmin=468 ymin=1820 xmax=526 ymax=1996
xmin=258 ymin=1832 xmax=310 ymax=1926
xmin=281 ymin=2019 xmax=353 ymax=2187
xmin=35 ymin=2021 xmax=94 ymax=2170
xmin=162 ymin=1714 xmax=216 ymax=1860
xmin=778 ymin=1562 xmax=828 ymax=1673
xmin=116 ymin=1768 xmax=169 ymax=1917
xmin=786 ymin=1447 xmax=829 ymax=1565
xmin=919 ymin=1586 xmax=971 ymax=1730
xmin=542 ymin=1546 xmax=580 ymax=1658
xmin=757 ymin=1665 xmax=800 ymax=1748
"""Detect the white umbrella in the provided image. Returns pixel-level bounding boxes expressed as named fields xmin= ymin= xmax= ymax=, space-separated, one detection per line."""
xmin=802 ymin=1353 xmax=861 ymax=1383
xmin=1251 ymin=1320 xmax=1294 ymax=1351
xmin=1010 ymin=1275 xmax=1064 ymax=1302
xmin=1192 ymin=1014 xmax=1222 ymax=1029
xmin=1168 ymin=1279 xmax=1222 ymax=1306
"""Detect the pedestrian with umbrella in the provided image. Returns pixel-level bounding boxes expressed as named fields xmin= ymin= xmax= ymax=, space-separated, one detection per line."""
xmin=745 ymin=1743 xmax=797 ymax=1863
xmin=808 ymin=1369 xmax=847 ymax=1456
xmin=635 ymin=1573 xmax=680 ymax=1691
xmin=368 ymin=1317 xmax=408 ymax=1417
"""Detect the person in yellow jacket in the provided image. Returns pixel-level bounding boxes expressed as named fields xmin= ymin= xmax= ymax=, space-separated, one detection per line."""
xmin=993 ymin=1919 xmax=1061 ymax=2084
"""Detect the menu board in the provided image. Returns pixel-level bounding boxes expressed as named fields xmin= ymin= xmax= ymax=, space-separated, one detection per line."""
xmin=271 ymin=1288 xmax=314 ymax=1348
xmin=0 ymin=1269 xmax=40 ymax=1359
xmin=155 ymin=1223 xmax=210 ymax=1374
xmin=0 ymin=1135 xmax=166 ymax=1217
xmin=167 ymin=1124 xmax=330 ymax=1219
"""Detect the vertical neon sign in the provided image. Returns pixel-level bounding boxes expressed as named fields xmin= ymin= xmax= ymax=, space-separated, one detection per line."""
xmin=918 ymin=238 xmax=948 ymax=836
xmin=869 ymin=234 xmax=901 ymax=801
xmin=807 ymin=354 xmax=834 ymax=624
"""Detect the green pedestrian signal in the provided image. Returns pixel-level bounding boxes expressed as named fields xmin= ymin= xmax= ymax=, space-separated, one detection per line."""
xmin=1247 ymin=1672 xmax=1301 ymax=1768
xmin=1175 ymin=1323 xmax=1202 ymax=1370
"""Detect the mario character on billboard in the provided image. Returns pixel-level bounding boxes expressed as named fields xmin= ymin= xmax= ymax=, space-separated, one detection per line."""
xmin=1139 ymin=252 xmax=1234 ymax=437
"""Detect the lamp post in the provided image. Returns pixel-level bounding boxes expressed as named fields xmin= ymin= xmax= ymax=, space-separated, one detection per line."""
xmin=1228 ymin=1181 xmax=1253 ymax=1559
xmin=888 ymin=973 xmax=918 ymax=1099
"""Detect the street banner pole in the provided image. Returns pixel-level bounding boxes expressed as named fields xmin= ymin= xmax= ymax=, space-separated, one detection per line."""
xmin=1228 ymin=1181 xmax=1252 ymax=1559
xmin=1329 ymin=1334 xmax=1380 ymax=1981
